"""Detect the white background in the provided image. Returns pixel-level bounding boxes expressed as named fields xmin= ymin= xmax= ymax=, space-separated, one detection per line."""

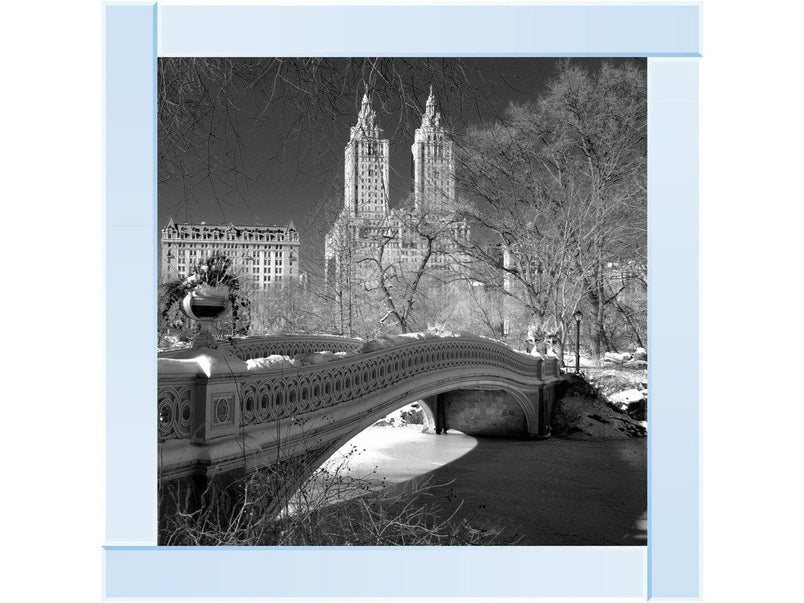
xmin=1 ymin=0 xmax=801 ymax=601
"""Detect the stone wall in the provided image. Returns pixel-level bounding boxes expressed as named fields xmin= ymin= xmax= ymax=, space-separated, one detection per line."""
xmin=439 ymin=389 xmax=529 ymax=437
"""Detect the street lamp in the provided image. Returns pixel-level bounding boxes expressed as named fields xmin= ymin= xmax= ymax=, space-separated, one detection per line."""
xmin=573 ymin=310 xmax=583 ymax=374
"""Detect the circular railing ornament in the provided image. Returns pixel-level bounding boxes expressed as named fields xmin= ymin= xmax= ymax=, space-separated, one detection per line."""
xmin=180 ymin=285 xmax=230 ymax=348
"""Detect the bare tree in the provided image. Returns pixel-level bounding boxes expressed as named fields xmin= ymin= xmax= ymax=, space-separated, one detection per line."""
xmin=454 ymin=60 xmax=646 ymax=357
xmin=538 ymin=61 xmax=647 ymax=355
xmin=353 ymin=200 xmax=470 ymax=333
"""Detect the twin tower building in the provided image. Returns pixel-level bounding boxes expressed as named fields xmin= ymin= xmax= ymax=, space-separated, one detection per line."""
xmin=343 ymin=86 xmax=455 ymax=217
xmin=162 ymin=87 xmax=465 ymax=290
xmin=325 ymin=87 xmax=467 ymax=284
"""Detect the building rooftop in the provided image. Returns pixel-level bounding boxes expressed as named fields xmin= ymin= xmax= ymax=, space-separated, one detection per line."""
xmin=163 ymin=217 xmax=296 ymax=233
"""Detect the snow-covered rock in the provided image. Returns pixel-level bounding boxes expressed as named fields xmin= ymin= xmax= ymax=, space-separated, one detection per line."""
xmin=553 ymin=394 xmax=647 ymax=439
xmin=633 ymin=347 xmax=647 ymax=361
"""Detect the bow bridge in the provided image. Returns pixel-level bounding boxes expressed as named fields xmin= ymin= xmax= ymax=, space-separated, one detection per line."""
xmin=158 ymin=334 xmax=565 ymax=489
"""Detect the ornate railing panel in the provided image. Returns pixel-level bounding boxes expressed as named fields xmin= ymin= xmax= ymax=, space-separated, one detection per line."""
xmin=157 ymin=383 xmax=195 ymax=441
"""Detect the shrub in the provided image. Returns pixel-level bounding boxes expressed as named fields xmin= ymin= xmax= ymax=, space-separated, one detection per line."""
xmin=159 ymin=446 xmax=512 ymax=546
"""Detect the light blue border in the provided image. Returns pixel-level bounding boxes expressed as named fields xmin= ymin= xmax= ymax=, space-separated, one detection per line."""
xmin=158 ymin=4 xmax=702 ymax=57
xmin=105 ymin=546 xmax=645 ymax=598
xmin=105 ymin=1 xmax=157 ymax=546
xmin=104 ymin=2 xmax=700 ymax=599
xmin=647 ymin=58 xmax=700 ymax=598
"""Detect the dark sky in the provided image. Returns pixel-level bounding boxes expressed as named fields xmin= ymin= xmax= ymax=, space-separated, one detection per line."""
xmin=158 ymin=58 xmax=643 ymax=271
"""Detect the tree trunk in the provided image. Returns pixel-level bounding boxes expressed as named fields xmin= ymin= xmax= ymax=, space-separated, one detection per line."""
xmin=615 ymin=300 xmax=645 ymax=349
xmin=588 ymin=251 xmax=615 ymax=357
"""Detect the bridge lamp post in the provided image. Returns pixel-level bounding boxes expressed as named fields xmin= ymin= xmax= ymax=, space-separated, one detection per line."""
xmin=573 ymin=310 xmax=583 ymax=374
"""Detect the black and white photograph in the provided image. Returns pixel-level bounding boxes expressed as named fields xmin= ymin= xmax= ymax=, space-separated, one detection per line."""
xmin=156 ymin=57 xmax=648 ymax=546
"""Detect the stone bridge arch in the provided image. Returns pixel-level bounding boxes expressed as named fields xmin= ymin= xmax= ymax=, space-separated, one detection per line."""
xmin=300 ymin=377 xmax=543 ymax=476
xmin=158 ymin=334 xmax=564 ymax=503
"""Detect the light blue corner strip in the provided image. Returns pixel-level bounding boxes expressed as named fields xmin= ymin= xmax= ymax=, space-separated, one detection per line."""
xmin=103 ymin=2 xmax=700 ymax=598
xmin=648 ymin=58 xmax=700 ymax=598
xmin=158 ymin=4 xmax=701 ymax=57
xmin=104 ymin=1 xmax=157 ymax=546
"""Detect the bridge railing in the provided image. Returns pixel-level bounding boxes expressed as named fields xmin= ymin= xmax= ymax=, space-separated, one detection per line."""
xmin=226 ymin=334 xmax=364 ymax=361
xmin=157 ymin=336 xmax=560 ymax=446
xmin=159 ymin=334 xmax=364 ymax=362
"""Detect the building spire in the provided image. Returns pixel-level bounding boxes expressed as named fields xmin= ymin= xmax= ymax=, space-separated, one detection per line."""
xmin=412 ymin=84 xmax=454 ymax=210
xmin=355 ymin=84 xmax=377 ymax=130
xmin=421 ymin=85 xmax=441 ymax=128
